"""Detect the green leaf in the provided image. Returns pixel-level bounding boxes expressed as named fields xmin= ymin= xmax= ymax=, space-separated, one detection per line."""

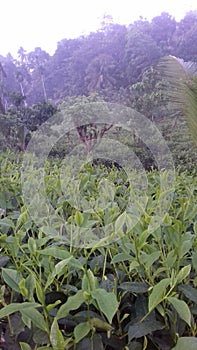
xmin=98 ymin=178 xmax=115 ymax=203
xmin=74 ymin=211 xmax=84 ymax=226
xmin=25 ymin=274 xmax=36 ymax=301
xmin=19 ymin=279 xmax=29 ymax=299
xmin=0 ymin=256 xmax=9 ymax=267
xmin=87 ymin=269 xmax=96 ymax=291
xmin=148 ymin=278 xmax=170 ymax=312
xmin=33 ymin=329 xmax=50 ymax=346
xmin=91 ymin=288 xmax=119 ymax=323
xmin=0 ymin=285 xmax=5 ymax=303
xmin=168 ymin=297 xmax=191 ymax=326
xmin=92 ymin=334 xmax=104 ymax=350
xmin=141 ymin=251 xmax=160 ymax=268
xmin=0 ymin=302 xmax=41 ymax=318
xmin=45 ymin=257 xmax=73 ymax=289
xmin=28 ymin=236 xmax=37 ymax=253
xmin=175 ymin=265 xmax=191 ymax=284
xmin=137 ymin=230 xmax=151 ymax=250
xmin=21 ymin=307 xmax=48 ymax=332
xmin=171 ymin=337 xmax=197 ymax=350
xmin=178 ymin=284 xmax=197 ymax=304
xmin=56 ymin=290 xmax=84 ymax=320
xmin=192 ymin=251 xmax=197 ymax=272
xmin=115 ymin=212 xmax=126 ymax=233
xmin=46 ymin=300 xmax=61 ymax=313
xmin=74 ymin=321 xmax=91 ymax=343
xmin=40 ymin=247 xmax=71 ymax=260
xmin=35 ymin=280 xmax=45 ymax=304
xmin=180 ymin=240 xmax=193 ymax=258
xmin=2 ymin=268 xmax=22 ymax=293
xmin=76 ymin=335 xmax=104 ymax=350
xmin=82 ymin=274 xmax=89 ymax=292
xmin=135 ymin=295 xmax=148 ymax=318
xmin=19 ymin=343 xmax=32 ymax=350
xmin=166 ymin=250 xmax=177 ymax=268
xmin=194 ymin=221 xmax=197 ymax=235
xmin=82 ymin=269 xmax=98 ymax=292
xmin=79 ymin=174 xmax=89 ymax=191
xmin=128 ymin=341 xmax=143 ymax=350
xmin=50 ymin=318 xmax=65 ymax=350
xmin=119 ymin=282 xmax=149 ymax=294
xmin=0 ymin=217 xmax=15 ymax=229
xmin=183 ymin=203 xmax=197 ymax=222
xmin=128 ymin=319 xmax=164 ymax=341
xmin=21 ymin=312 xmax=31 ymax=328
xmin=90 ymin=317 xmax=113 ymax=331
xmin=111 ymin=253 xmax=133 ymax=263
xmin=68 ymin=257 xmax=84 ymax=270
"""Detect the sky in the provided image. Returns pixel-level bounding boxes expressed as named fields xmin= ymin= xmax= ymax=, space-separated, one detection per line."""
xmin=1 ymin=0 xmax=197 ymax=58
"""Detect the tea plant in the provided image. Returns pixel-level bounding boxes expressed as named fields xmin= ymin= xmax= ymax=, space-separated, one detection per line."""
xmin=0 ymin=151 xmax=197 ymax=349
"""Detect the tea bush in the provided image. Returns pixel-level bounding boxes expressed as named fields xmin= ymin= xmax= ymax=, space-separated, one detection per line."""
xmin=0 ymin=151 xmax=196 ymax=350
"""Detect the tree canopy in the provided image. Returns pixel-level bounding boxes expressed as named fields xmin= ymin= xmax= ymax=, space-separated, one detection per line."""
xmin=0 ymin=11 xmax=197 ymax=108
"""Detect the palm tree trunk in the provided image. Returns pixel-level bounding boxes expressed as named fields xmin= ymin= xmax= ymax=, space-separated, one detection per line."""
xmin=41 ymin=74 xmax=47 ymax=101
xmin=19 ymin=83 xmax=27 ymax=106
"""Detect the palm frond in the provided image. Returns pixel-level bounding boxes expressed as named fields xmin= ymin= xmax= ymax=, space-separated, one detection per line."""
xmin=178 ymin=59 xmax=197 ymax=76
xmin=158 ymin=56 xmax=197 ymax=146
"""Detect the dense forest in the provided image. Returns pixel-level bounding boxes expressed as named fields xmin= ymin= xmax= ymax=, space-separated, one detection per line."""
xmin=0 ymin=11 xmax=197 ymax=107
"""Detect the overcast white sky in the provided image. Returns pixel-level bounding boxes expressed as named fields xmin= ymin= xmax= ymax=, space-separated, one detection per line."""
xmin=1 ymin=0 xmax=197 ymax=57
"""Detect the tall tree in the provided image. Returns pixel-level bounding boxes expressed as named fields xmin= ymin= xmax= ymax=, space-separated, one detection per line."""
xmin=17 ymin=46 xmax=28 ymax=65
xmin=15 ymin=68 xmax=28 ymax=105
xmin=28 ymin=47 xmax=50 ymax=101
xmin=150 ymin=12 xmax=176 ymax=55
xmin=174 ymin=12 xmax=197 ymax=62
xmin=15 ymin=47 xmax=30 ymax=106
xmin=0 ymin=61 xmax=7 ymax=113
xmin=124 ymin=28 xmax=161 ymax=85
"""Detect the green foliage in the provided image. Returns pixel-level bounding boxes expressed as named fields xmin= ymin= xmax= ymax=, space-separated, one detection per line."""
xmin=171 ymin=337 xmax=197 ymax=350
xmin=130 ymin=66 xmax=169 ymax=120
xmin=124 ymin=27 xmax=161 ymax=85
xmin=174 ymin=12 xmax=197 ymax=62
xmin=155 ymin=115 xmax=197 ymax=173
xmin=0 ymin=100 xmax=57 ymax=151
xmin=150 ymin=12 xmax=176 ymax=54
xmin=0 ymin=151 xmax=196 ymax=349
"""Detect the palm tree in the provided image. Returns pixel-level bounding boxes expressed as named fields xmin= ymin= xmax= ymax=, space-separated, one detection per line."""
xmin=16 ymin=47 xmax=30 ymax=106
xmin=15 ymin=70 xmax=26 ymax=100
xmin=159 ymin=55 xmax=197 ymax=146
xmin=27 ymin=48 xmax=49 ymax=101
xmin=17 ymin=46 xmax=27 ymax=65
